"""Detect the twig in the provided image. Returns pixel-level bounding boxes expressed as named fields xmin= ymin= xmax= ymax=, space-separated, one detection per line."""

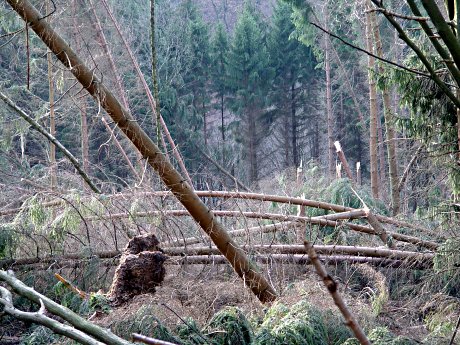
xmin=304 ymin=241 xmax=371 ymax=345
xmin=449 ymin=311 xmax=460 ymax=345
xmin=54 ymin=273 xmax=88 ymax=299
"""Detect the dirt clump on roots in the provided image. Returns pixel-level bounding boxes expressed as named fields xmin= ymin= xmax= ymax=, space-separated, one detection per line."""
xmin=108 ymin=233 xmax=166 ymax=306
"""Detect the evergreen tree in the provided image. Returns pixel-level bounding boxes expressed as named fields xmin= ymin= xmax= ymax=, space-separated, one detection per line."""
xmin=268 ymin=0 xmax=318 ymax=168
xmin=210 ymin=23 xmax=229 ymax=149
xmin=227 ymin=6 xmax=271 ymax=183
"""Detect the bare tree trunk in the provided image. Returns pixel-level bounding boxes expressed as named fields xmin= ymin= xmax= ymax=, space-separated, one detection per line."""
xmin=249 ymin=108 xmax=258 ymax=183
xmin=80 ymin=100 xmax=90 ymax=173
xmin=365 ymin=0 xmax=379 ymax=199
xmin=8 ymin=0 xmax=276 ymax=303
xmin=325 ymin=12 xmax=335 ymax=179
xmin=71 ymin=2 xmax=90 ymax=176
xmin=291 ymin=83 xmax=299 ymax=167
xmin=372 ymin=13 xmax=400 ymax=214
xmin=47 ymin=0 xmax=56 ymax=190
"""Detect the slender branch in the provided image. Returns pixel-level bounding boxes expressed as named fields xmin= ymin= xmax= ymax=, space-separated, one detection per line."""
xmin=367 ymin=8 xmax=429 ymax=21
xmin=304 ymin=241 xmax=371 ymax=345
xmin=398 ymin=144 xmax=424 ymax=192
xmin=406 ymin=0 xmax=460 ymax=86
xmin=0 ymin=91 xmax=101 ymax=193
xmin=196 ymin=147 xmax=251 ymax=192
xmin=369 ymin=0 xmax=460 ymax=108
xmin=310 ymin=21 xmax=433 ymax=79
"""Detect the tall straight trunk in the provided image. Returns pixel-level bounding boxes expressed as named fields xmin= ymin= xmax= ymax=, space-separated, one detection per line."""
xmin=325 ymin=18 xmax=335 ymax=179
xmin=150 ymin=0 xmax=162 ymax=146
xmin=80 ymin=100 xmax=89 ymax=173
xmin=47 ymin=0 xmax=56 ymax=190
xmin=365 ymin=1 xmax=379 ymax=199
xmin=291 ymin=82 xmax=298 ymax=167
xmin=284 ymin=111 xmax=289 ymax=168
xmin=203 ymin=101 xmax=208 ymax=147
xmin=9 ymin=0 xmax=276 ymax=302
xmin=248 ymin=108 xmax=258 ymax=183
xmin=221 ymin=93 xmax=225 ymax=165
xmin=72 ymin=1 xmax=89 ymax=176
xmin=372 ymin=13 xmax=400 ymax=214
xmin=377 ymin=114 xmax=386 ymax=185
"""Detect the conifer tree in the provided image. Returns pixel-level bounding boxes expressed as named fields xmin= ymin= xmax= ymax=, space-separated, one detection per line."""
xmin=268 ymin=0 xmax=317 ymax=168
xmin=210 ymin=23 xmax=229 ymax=151
xmin=227 ymin=6 xmax=271 ymax=183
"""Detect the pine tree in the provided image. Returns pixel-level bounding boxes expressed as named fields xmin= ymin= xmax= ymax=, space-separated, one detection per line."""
xmin=227 ymin=6 xmax=271 ymax=183
xmin=210 ymin=23 xmax=229 ymax=150
xmin=268 ymin=0 xmax=317 ymax=168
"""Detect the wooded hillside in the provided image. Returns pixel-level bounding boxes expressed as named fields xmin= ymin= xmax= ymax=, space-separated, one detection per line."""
xmin=0 ymin=0 xmax=459 ymax=344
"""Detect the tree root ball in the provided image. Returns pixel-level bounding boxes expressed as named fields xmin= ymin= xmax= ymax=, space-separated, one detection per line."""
xmin=108 ymin=233 xmax=166 ymax=306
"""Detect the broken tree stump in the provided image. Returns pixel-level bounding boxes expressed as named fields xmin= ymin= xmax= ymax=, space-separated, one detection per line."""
xmin=108 ymin=233 xmax=166 ymax=306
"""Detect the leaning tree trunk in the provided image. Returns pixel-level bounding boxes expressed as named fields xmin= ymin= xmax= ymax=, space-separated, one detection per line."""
xmin=6 ymin=0 xmax=276 ymax=303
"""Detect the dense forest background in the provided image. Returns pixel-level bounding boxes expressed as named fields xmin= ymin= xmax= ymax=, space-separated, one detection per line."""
xmin=1 ymin=0 xmax=460 ymax=344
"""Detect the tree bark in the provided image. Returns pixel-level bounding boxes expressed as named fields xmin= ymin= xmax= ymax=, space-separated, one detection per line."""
xmin=47 ymin=0 xmax=57 ymax=190
xmin=325 ymin=11 xmax=335 ymax=179
xmin=365 ymin=1 xmax=379 ymax=199
xmin=371 ymin=13 xmax=400 ymax=215
xmin=6 ymin=0 xmax=276 ymax=303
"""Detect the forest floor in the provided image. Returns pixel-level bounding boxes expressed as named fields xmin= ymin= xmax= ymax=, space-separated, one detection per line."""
xmin=93 ymin=263 xmax=430 ymax=343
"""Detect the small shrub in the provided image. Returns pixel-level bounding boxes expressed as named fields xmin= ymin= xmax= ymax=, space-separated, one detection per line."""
xmin=206 ymin=307 xmax=253 ymax=345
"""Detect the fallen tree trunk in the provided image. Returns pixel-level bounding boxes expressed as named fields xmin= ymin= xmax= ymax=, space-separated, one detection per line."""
xmin=1 ymin=191 xmax=432 ymax=234
xmin=160 ymin=221 xmax=299 ymax=248
xmin=168 ymin=254 xmax=430 ymax=269
xmin=91 ymin=210 xmax=438 ymax=249
xmin=163 ymin=244 xmax=434 ymax=262
xmin=1 ymin=244 xmax=434 ymax=270
xmin=6 ymin=0 xmax=276 ymax=303
xmin=0 ymin=286 xmax=105 ymax=345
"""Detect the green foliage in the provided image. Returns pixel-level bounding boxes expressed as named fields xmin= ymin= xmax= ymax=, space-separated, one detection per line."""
xmin=322 ymin=310 xmax=353 ymax=345
xmin=206 ymin=307 xmax=253 ymax=345
xmin=0 ymin=223 xmax=17 ymax=258
xmin=433 ymin=239 xmax=460 ymax=296
xmin=326 ymin=179 xmax=389 ymax=215
xmin=20 ymin=326 xmax=57 ymax=345
xmin=253 ymin=300 xmax=328 ymax=345
xmin=89 ymin=293 xmax=111 ymax=313
xmin=343 ymin=327 xmax=417 ymax=345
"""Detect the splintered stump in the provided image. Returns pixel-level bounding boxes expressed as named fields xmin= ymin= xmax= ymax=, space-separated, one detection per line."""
xmin=108 ymin=233 xmax=166 ymax=306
